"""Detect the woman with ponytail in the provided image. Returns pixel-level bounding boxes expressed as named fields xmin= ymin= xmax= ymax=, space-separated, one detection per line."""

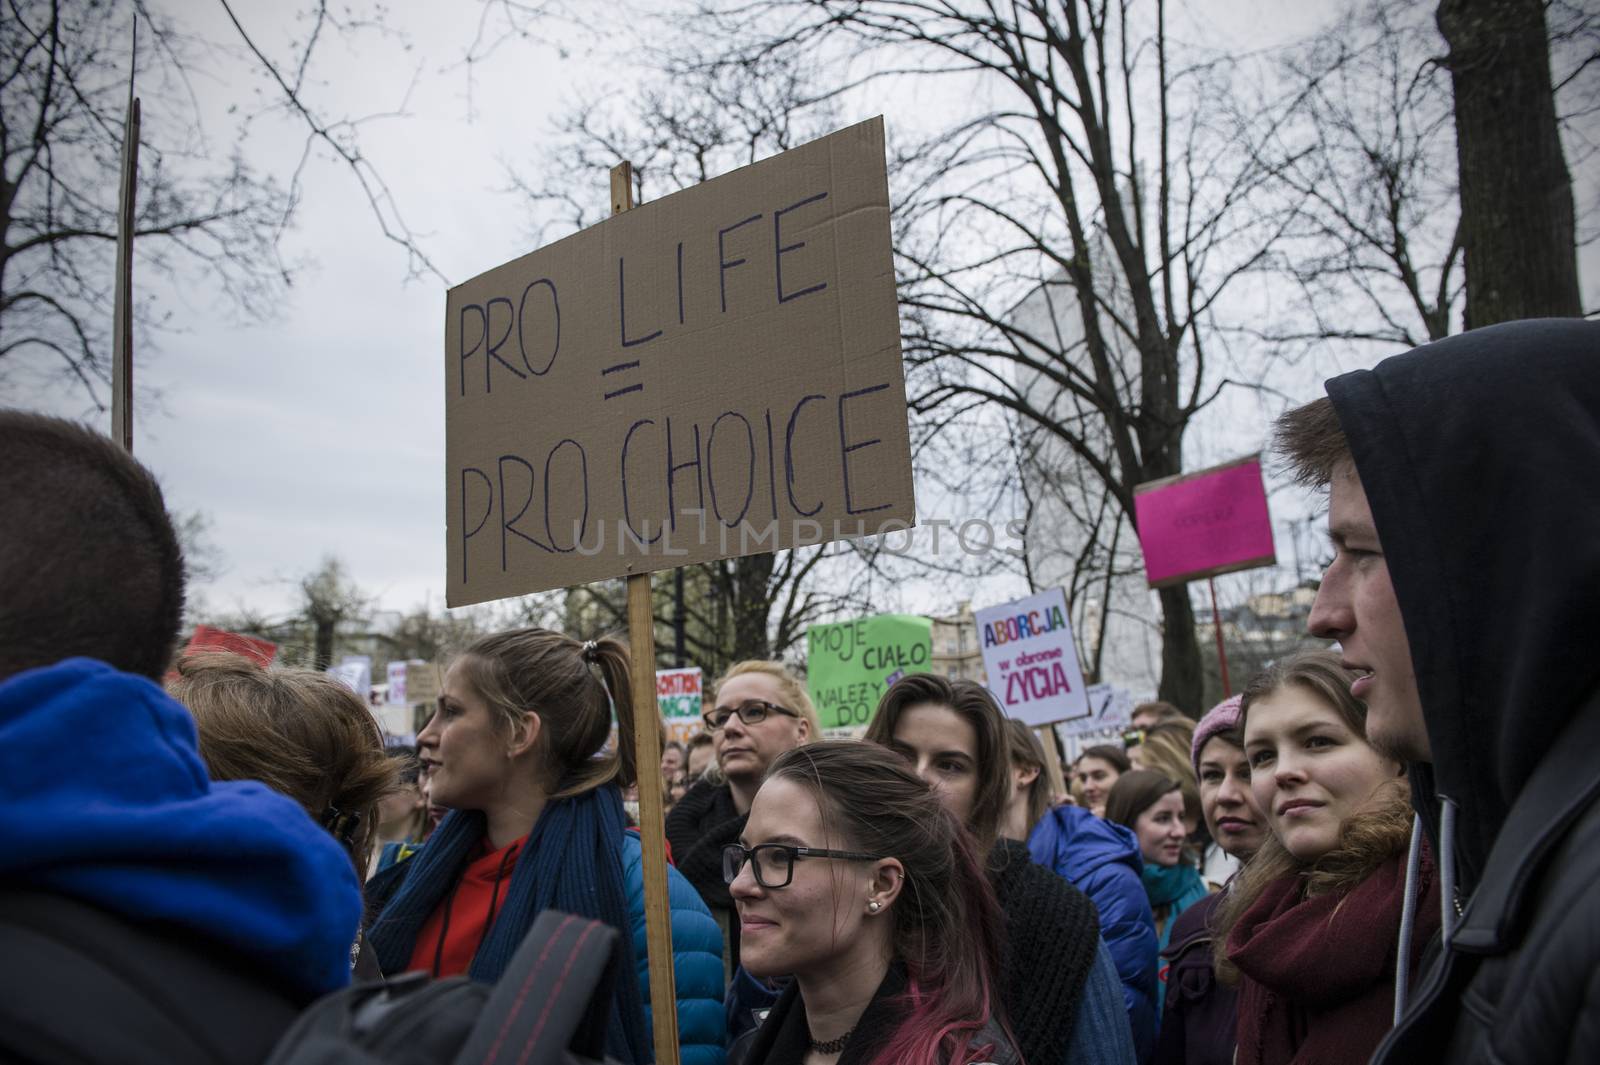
xmin=730 ymin=741 xmax=1020 ymax=1065
xmin=364 ymin=629 xmax=726 ymax=1065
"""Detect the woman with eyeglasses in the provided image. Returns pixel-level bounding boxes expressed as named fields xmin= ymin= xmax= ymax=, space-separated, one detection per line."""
xmin=865 ymin=675 xmax=1137 ymax=1065
xmin=364 ymin=629 xmax=727 ymax=1065
xmin=666 ymin=660 xmax=818 ymax=979
xmin=728 ymin=741 xmax=1022 ymax=1065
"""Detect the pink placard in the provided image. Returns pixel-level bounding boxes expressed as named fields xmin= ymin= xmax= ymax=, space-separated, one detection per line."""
xmin=1134 ymin=457 xmax=1276 ymax=587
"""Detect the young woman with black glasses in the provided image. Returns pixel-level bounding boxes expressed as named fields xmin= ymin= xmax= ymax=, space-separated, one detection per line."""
xmin=728 ymin=741 xmax=1021 ymax=1065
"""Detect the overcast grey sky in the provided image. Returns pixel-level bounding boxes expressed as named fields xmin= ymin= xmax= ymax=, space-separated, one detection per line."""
xmin=12 ymin=0 xmax=1596 ymax=628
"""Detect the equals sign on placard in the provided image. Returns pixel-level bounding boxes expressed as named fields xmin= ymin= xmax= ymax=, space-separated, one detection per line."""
xmin=601 ymin=360 xmax=642 ymax=400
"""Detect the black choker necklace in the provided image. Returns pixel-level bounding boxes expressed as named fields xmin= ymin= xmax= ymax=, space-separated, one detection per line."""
xmin=808 ymin=1028 xmax=855 ymax=1055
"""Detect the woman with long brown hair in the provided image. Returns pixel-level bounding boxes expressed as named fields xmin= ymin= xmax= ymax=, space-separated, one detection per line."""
xmin=1214 ymin=650 xmax=1439 ymax=1065
xmin=865 ymin=675 xmax=1135 ymax=1065
xmin=171 ymin=651 xmax=397 ymax=979
xmin=731 ymin=741 xmax=1020 ymax=1065
xmin=1106 ymin=769 xmax=1210 ymax=952
xmin=363 ymin=629 xmax=726 ymax=1065
xmin=172 ymin=652 xmax=396 ymax=881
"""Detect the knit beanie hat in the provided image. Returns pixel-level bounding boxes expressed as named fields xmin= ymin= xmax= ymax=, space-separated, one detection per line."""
xmin=1191 ymin=694 xmax=1244 ymax=773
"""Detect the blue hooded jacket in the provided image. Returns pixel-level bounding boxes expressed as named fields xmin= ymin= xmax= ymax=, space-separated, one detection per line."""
xmin=622 ymin=831 xmax=728 ymax=1065
xmin=1029 ymin=804 xmax=1161 ymax=1063
xmin=0 ymin=658 xmax=364 ymax=999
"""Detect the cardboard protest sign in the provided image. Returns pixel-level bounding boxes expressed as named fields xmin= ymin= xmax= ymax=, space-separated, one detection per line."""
xmin=184 ymin=625 xmax=277 ymax=667
xmin=807 ymin=614 xmax=932 ymax=729
xmin=406 ymin=662 xmax=443 ymax=706
xmin=1133 ymin=455 xmax=1276 ymax=587
xmin=445 ymin=117 xmax=915 ymax=606
xmin=657 ymin=667 xmax=704 ymax=745
xmin=976 ymin=588 xmax=1090 ymax=727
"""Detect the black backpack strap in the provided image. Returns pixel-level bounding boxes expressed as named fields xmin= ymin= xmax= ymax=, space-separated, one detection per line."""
xmin=453 ymin=910 xmax=621 ymax=1065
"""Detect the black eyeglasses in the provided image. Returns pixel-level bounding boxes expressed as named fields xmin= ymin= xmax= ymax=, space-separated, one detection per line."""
xmin=702 ymin=700 xmax=798 ymax=731
xmin=721 ymin=842 xmax=885 ymax=889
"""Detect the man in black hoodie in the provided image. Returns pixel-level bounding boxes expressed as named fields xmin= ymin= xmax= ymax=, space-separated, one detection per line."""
xmin=1274 ymin=318 xmax=1600 ymax=1064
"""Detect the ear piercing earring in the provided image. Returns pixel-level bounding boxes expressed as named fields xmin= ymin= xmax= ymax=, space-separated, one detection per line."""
xmin=868 ymin=901 xmax=881 ymax=912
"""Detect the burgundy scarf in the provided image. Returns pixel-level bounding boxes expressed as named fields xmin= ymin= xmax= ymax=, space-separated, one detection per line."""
xmin=1227 ymin=848 xmax=1439 ymax=1065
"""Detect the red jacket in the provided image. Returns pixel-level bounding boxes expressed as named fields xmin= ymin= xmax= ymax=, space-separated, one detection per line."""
xmin=1228 ymin=845 xmax=1440 ymax=1065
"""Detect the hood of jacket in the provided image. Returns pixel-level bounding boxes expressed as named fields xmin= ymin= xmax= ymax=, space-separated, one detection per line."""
xmin=1028 ymin=802 xmax=1144 ymax=880
xmin=1324 ymin=318 xmax=1600 ymax=894
xmin=0 ymin=658 xmax=363 ymax=998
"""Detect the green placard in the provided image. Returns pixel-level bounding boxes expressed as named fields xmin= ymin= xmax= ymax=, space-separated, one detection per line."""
xmin=806 ymin=614 xmax=933 ymax=729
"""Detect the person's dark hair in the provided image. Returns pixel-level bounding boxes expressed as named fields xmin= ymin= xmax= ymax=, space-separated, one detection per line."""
xmin=1078 ymin=744 xmax=1133 ymax=774
xmin=864 ymin=674 xmax=1012 ymax=852
xmin=1275 ymin=395 xmax=1351 ymax=489
xmin=1002 ymin=718 xmax=1052 ymax=835
xmin=686 ymin=731 xmax=715 ymax=752
xmin=767 ymin=741 xmax=1014 ymax=1065
xmin=1104 ymin=769 xmax=1181 ymax=831
xmin=453 ymin=628 xmax=637 ymax=798
xmin=0 ymin=411 xmax=184 ymax=680
xmin=171 ymin=652 xmax=397 ymax=876
xmin=663 ymin=740 xmax=685 ymax=757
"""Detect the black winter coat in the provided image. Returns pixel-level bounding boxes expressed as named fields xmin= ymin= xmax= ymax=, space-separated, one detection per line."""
xmin=1325 ymin=318 xmax=1600 ymax=1065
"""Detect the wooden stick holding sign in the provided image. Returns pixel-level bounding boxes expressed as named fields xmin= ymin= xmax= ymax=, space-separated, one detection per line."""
xmin=112 ymin=20 xmax=140 ymax=453
xmin=611 ymin=159 xmax=681 ymax=1065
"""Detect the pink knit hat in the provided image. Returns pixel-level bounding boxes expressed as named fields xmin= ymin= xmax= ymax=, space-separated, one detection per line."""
xmin=1190 ymin=694 xmax=1244 ymax=773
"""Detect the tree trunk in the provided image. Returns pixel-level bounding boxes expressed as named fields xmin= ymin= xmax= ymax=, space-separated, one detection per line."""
xmin=1438 ymin=0 xmax=1580 ymax=327
xmin=1156 ymin=585 xmax=1204 ymax=714
xmin=730 ymin=553 xmax=776 ymax=663
xmin=313 ymin=617 xmax=335 ymax=671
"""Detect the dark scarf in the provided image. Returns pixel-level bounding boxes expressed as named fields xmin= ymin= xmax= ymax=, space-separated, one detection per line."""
xmin=366 ymin=787 xmax=648 ymax=1065
xmin=1228 ymin=849 xmax=1439 ymax=1065
xmin=988 ymin=839 xmax=1100 ymax=1065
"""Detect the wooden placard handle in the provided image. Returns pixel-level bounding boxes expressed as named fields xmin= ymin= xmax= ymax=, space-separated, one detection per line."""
xmin=612 ymin=160 xmax=681 ymax=1065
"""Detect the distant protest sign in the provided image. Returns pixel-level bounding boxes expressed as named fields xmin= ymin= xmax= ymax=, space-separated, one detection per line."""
xmin=1133 ymin=455 xmax=1276 ymax=588
xmin=807 ymin=614 xmax=932 ymax=729
xmin=185 ymin=625 xmax=277 ymax=667
xmin=405 ymin=662 xmax=443 ymax=706
xmin=327 ymin=655 xmax=372 ymax=698
xmin=1063 ymin=682 xmax=1136 ymax=738
xmin=386 ymin=660 xmax=410 ymax=705
xmin=976 ymin=588 xmax=1090 ymax=727
xmin=657 ymin=667 xmax=704 ymax=745
xmin=445 ymin=117 xmax=915 ymax=606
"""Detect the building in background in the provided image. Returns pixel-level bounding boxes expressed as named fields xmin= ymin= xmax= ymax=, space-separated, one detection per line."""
xmin=930 ymin=601 xmax=987 ymax=683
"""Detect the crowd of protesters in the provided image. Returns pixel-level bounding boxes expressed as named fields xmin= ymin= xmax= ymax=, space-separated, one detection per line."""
xmin=1 ymin=316 xmax=1595 ymax=1065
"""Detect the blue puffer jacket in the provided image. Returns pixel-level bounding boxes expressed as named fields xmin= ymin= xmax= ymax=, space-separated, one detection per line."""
xmin=622 ymin=831 xmax=727 ymax=1065
xmin=1029 ymin=805 xmax=1161 ymax=1064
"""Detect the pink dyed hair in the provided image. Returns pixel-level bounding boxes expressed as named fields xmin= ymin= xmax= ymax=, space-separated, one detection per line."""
xmin=767 ymin=741 xmax=1017 ymax=1065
